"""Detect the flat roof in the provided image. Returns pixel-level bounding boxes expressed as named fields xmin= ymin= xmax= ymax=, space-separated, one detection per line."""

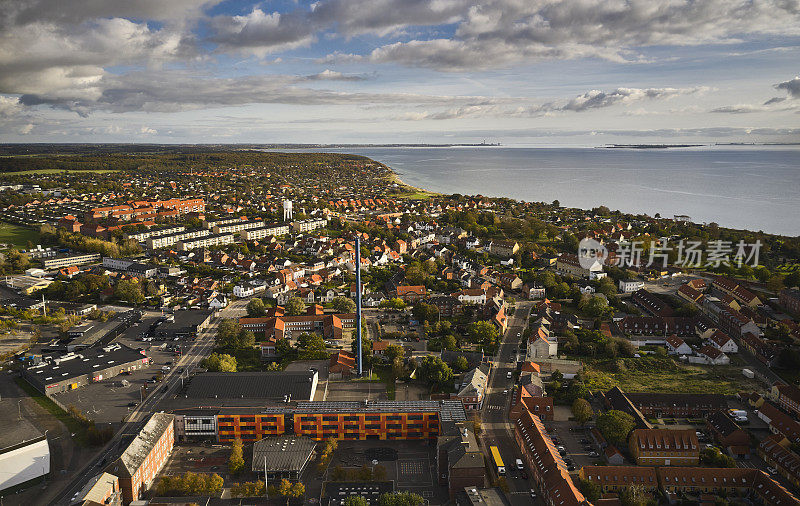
xmin=295 ymin=400 xmax=466 ymax=421
xmin=25 ymin=343 xmax=146 ymax=387
xmin=184 ymin=371 xmax=316 ymax=402
xmin=251 ymin=436 xmax=316 ymax=473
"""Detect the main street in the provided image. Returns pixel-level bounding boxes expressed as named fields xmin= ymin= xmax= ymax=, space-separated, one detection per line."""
xmin=479 ymin=300 xmax=539 ymax=506
xmin=50 ymin=304 xmax=240 ymax=505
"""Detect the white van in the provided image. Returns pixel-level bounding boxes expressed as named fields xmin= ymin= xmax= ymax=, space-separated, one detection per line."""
xmin=506 ymin=371 xmax=513 ymax=379
xmin=515 ymin=459 xmax=524 ymax=470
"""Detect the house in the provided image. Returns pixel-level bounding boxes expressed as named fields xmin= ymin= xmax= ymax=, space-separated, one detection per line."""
xmin=619 ymin=279 xmax=645 ymax=293
xmin=522 ymin=283 xmax=546 ymax=300
xmin=452 ymin=288 xmax=486 ymax=305
xmin=578 ymin=466 xmax=658 ymax=494
xmin=487 ymin=240 xmax=519 ymax=258
xmin=771 ymin=383 xmax=800 ymax=419
xmin=556 ymin=253 xmax=603 ymax=279
xmin=633 ymin=289 xmax=674 ymax=317
xmin=395 ymin=285 xmax=426 ymax=302
xmin=628 ymin=429 xmax=700 ymax=466
xmin=758 ymin=434 xmax=800 ymax=489
xmin=528 ymin=327 xmax=558 ymax=359
xmin=678 ymin=283 xmax=705 ymax=305
xmin=713 ymin=277 xmax=762 ymax=308
xmin=329 ymin=350 xmax=356 ymax=379
xmin=604 ymin=445 xmax=625 ymax=465
xmin=695 ymin=345 xmax=730 ymax=365
xmin=454 ymin=364 xmax=490 ymax=410
xmin=708 ymin=330 xmax=738 ymax=354
xmin=436 ymin=423 xmax=486 ymax=499
xmin=779 ymin=288 xmax=800 ymax=316
xmin=498 ymin=273 xmax=522 ymax=290
xmin=706 ymin=411 xmax=751 ymax=459
xmin=665 ymin=334 xmax=692 ymax=355
xmin=756 ymin=401 xmax=800 ymax=444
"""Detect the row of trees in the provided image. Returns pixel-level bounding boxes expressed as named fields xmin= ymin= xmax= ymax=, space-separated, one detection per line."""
xmin=202 ymin=352 xmax=238 ymax=372
xmin=155 ymin=472 xmax=224 ymax=496
xmin=342 ymin=492 xmax=424 ymax=506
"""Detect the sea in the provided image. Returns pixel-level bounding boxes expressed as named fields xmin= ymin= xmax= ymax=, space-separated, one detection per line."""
xmin=272 ymin=146 xmax=800 ymax=237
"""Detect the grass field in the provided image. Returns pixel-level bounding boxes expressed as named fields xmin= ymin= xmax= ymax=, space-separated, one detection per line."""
xmin=582 ymin=356 xmax=761 ymax=395
xmin=15 ymin=377 xmax=89 ymax=446
xmin=0 ymin=222 xmax=41 ymax=248
xmin=5 ymin=168 xmax=119 ymax=175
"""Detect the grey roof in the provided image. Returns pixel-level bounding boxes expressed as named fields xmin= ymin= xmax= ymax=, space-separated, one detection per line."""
xmin=112 ymin=412 xmax=174 ymax=478
xmin=251 ymin=436 xmax=316 ymax=473
xmin=25 ymin=343 xmax=145 ymax=387
xmin=294 ymin=400 xmax=466 ymax=421
xmin=185 ymin=371 xmax=316 ymax=401
xmin=458 ymin=364 xmax=489 ymax=397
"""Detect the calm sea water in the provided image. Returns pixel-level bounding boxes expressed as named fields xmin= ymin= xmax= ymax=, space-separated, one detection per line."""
xmin=275 ymin=146 xmax=800 ymax=236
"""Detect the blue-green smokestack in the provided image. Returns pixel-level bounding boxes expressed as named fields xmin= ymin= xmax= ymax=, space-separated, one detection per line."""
xmin=355 ymin=235 xmax=363 ymax=376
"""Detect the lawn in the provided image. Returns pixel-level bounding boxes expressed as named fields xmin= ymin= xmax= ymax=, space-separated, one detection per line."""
xmin=581 ymin=356 xmax=761 ymax=395
xmin=0 ymin=222 xmax=41 ymax=248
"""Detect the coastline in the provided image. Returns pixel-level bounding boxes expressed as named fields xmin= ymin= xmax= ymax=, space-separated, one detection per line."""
xmin=384 ymin=168 xmax=441 ymax=200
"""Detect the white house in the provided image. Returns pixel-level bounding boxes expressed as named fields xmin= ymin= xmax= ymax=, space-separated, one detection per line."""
xmin=692 ymin=346 xmax=730 ymax=365
xmin=208 ymin=294 xmax=229 ymax=310
xmin=666 ymin=334 xmax=692 ymax=355
xmin=528 ymin=327 xmax=558 ymax=359
xmin=708 ymin=330 xmax=738 ymax=354
xmin=619 ymin=279 xmax=645 ymax=294
xmin=454 ymin=289 xmax=486 ymax=305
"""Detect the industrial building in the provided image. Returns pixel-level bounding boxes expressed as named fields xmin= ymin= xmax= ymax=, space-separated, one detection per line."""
xmin=0 ymin=435 xmax=50 ymax=493
xmin=151 ymin=309 xmax=213 ymax=339
xmin=251 ymin=436 xmax=316 ymax=482
xmin=22 ymin=343 xmax=149 ymax=395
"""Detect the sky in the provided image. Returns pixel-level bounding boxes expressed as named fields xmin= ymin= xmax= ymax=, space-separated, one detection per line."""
xmin=1 ymin=0 xmax=799 ymax=145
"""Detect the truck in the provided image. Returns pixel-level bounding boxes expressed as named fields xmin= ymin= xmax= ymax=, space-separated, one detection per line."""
xmin=728 ymin=409 xmax=747 ymax=418
xmin=742 ymin=368 xmax=755 ymax=379
xmin=515 ymin=458 xmax=524 ymax=470
xmin=490 ymin=446 xmax=505 ymax=476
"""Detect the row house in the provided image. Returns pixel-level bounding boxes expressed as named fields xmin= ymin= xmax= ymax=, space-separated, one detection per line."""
xmin=708 ymin=330 xmax=738 ymax=353
xmin=740 ymin=332 xmax=778 ymax=366
xmin=633 ymin=288 xmax=674 ymax=317
xmin=629 ymin=429 xmax=700 ymax=466
xmin=758 ymin=435 xmax=800 ymax=489
xmin=713 ymin=277 xmax=763 ymax=308
xmin=706 ymin=410 xmax=751 ymax=459
xmin=772 ymin=383 xmax=800 ymax=419
xmin=617 ymin=316 xmax=696 ymax=338
xmin=757 ymin=401 xmax=800 ymax=445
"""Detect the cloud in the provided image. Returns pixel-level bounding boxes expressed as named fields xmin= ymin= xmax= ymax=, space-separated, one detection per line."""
xmin=397 ymin=86 xmax=708 ymax=120
xmin=303 ymin=69 xmax=368 ymax=81
xmin=710 ymin=104 xmax=765 ymax=114
xmin=333 ymin=0 xmax=800 ymax=71
xmin=775 ymin=76 xmax=800 ymax=99
xmin=209 ymin=8 xmax=315 ymax=57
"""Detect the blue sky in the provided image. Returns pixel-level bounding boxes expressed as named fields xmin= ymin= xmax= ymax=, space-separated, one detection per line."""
xmin=0 ymin=0 xmax=799 ymax=145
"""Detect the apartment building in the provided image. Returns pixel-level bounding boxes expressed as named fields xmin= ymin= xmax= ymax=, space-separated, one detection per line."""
xmin=212 ymin=220 xmax=264 ymax=234
xmin=629 ymin=429 xmax=699 ymax=466
xmin=123 ymin=225 xmax=185 ymax=242
xmin=292 ymin=218 xmax=328 ymax=232
xmin=42 ymin=252 xmax=100 ymax=270
xmin=176 ymin=232 xmax=235 ymax=251
xmin=147 ymin=228 xmax=210 ymax=249
xmin=107 ymin=413 xmax=174 ymax=505
xmin=240 ymin=224 xmax=291 ymax=240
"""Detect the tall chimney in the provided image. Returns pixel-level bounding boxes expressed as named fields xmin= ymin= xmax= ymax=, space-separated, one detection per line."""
xmin=356 ymin=235 xmax=363 ymax=377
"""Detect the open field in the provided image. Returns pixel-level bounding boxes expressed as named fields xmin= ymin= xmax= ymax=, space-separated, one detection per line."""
xmin=5 ymin=168 xmax=120 ymax=175
xmin=582 ymin=356 xmax=762 ymax=395
xmin=0 ymin=222 xmax=41 ymax=248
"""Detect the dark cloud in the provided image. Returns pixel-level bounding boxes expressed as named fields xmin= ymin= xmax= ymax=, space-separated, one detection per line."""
xmin=775 ymin=76 xmax=800 ymax=99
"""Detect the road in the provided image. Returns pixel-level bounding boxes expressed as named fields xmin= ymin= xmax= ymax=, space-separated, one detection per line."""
xmin=479 ymin=300 xmax=539 ymax=506
xmin=50 ymin=304 xmax=240 ymax=505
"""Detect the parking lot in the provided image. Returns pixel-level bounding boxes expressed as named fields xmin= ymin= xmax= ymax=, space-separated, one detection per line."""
xmin=548 ymin=422 xmax=603 ymax=472
xmin=50 ymin=341 xmax=183 ymax=424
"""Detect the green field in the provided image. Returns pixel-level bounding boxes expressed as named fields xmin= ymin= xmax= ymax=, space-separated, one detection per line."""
xmin=582 ymin=356 xmax=762 ymax=395
xmin=0 ymin=222 xmax=41 ymax=248
xmin=5 ymin=168 xmax=120 ymax=175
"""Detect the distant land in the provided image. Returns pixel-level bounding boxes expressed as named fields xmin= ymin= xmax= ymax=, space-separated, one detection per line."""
xmin=600 ymin=142 xmax=800 ymax=149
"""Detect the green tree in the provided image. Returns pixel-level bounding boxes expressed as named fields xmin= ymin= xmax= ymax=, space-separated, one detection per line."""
xmin=384 ymin=344 xmax=405 ymax=362
xmin=332 ymin=296 xmax=357 ymax=313
xmin=114 ymin=279 xmax=145 ymax=304
xmin=412 ymin=302 xmax=438 ymax=324
xmin=578 ymin=478 xmax=601 ymax=502
xmin=297 ymin=332 xmax=326 ymax=352
xmin=344 ymin=497 xmax=369 ymax=506
xmin=378 ymin=492 xmax=425 ymax=506
xmin=451 ymin=355 xmax=469 ymax=372
xmin=441 ymin=334 xmax=458 ymax=350
xmin=466 ymin=321 xmax=499 ymax=348
xmin=572 ymin=398 xmax=594 ymax=425
xmin=229 ymin=438 xmax=245 ymax=475
xmin=285 ymin=297 xmax=306 ymax=315
xmin=597 ymin=410 xmax=636 ymax=446
xmin=619 ymin=484 xmax=649 ymax=506
xmin=417 ymin=355 xmax=454 ymax=390
xmin=202 ymin=352 xmax=238 ymax=372
xmin=246 ymin=298 xmax=267 ymax=317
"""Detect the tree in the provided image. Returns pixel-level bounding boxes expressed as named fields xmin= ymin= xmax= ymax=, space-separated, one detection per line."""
xmin=378 ymin=491 xmax=425 ymax=506
xmin=579 ymin=479 xmax=601 ymax=502
xmin=619 ymin=485 xmax=649 ymax=506
xmin=344 ymin=497 xmax=369 ymax=506
xmin=417 ymin=356 xmax=453 ymax=390
xmin=285 ymin=297 xmax=306 ymax=316
xmin=229 ymin=438 xmax=245 ymax=475
xmin=216 ymin=319 xmax=255 ymax=350
xmin=441 ymin=334 xmax=457 ymax=350
xmin=202 ymin=352 xmax=237 ymax=372
xmin=278 ymin=479 xmax=293 ymax=505
xmin=384 ymin=344 xmax=405 ymax=362
xmin=451 ymin=355 xmax=469 ymax=372
xmin=115 ymin=279 xmax=144 ymax=304
xmin=466 ymin=321 xmax=499 ymax=349
xmin=412 ymin=302 xmax=438 ymax=324
xmin=597 ymin=410 xmax=636 ymax=446
xmin=297 ymin=332 xmax=326 ymax=352
xmin=246 ymin=298 xmax=267 ymax=317
xmin=572 ymin=398 xmax=594 ymax=425
xmin=332 ymin=296 xmax=357 ymax=313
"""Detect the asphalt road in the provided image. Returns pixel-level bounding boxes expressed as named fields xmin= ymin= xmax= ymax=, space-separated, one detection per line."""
xmin=51 ymin=305 xmax=232 ymax=505
xmin=479 ymin=300 xmax=541 ymax=506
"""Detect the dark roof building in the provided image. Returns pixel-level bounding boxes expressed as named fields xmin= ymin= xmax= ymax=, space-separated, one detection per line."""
xmin=153 ymin=309 xmax=213 ymax=338
xmin=184 ymin=371 xmax=318 ymax=403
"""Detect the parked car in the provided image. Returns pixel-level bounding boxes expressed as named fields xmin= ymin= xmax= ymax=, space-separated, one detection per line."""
xmin=767 ymin=467 xmax=778 ymax=475
xmin=588 ymin=451 xmax=599 ymax=458
xmin=530 ymin=489 xmax=537 ymax=499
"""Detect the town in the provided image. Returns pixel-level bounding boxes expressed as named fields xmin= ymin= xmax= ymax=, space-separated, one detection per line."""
xmin=1 ymin=146 xmax=800 ymax=506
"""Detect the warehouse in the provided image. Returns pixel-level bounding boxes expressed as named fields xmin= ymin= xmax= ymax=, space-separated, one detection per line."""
xmin=21 ymin=343 xmax=149 ymax=395
xmin=152 ymin=309 xmax=213 ymax=339
xmin=252 ymin=436 xmax=316 ymax=482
